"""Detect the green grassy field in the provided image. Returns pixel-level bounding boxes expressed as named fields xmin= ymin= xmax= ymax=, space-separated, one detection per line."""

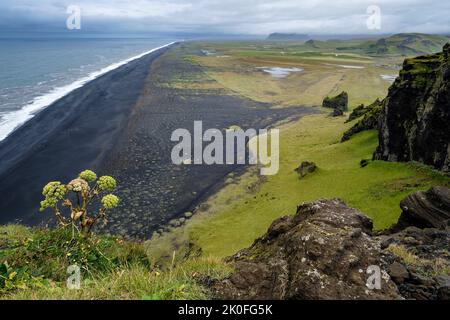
xmin=152 ymin=40 xmax=450 ymax=258
xmin=182 ymin=114 xmax=449 ymax=257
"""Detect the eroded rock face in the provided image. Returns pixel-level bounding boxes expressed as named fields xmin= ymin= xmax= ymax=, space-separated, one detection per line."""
xmin=395 ymin=186 xmax=450 ymax=231
xmin=213 ymin=199 xmax=401 ymax=300
xmin=374 ymin=44 xmax=450 ymax=172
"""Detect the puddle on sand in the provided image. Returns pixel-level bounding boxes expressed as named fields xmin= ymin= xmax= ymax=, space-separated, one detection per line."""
xmin=257 ymin=67 xmax=304 ymax=78
xmin=325 ymin=63 xmax=365 ymax=69
xmin=380 ymin=74 xmax=397 ymax=83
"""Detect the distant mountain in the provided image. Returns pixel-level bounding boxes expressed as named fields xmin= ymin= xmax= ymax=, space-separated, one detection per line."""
xmin=336 ymin=33 xmax=450 ymax=56
xmin=304 ymin=39 xmax=325 ymax=48
xmin=267 ymin=33 xmax=308 ymax=41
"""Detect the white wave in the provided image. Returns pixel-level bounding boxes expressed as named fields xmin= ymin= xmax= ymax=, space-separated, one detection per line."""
xmin=0 ymin=41 xmax=177 ymax=142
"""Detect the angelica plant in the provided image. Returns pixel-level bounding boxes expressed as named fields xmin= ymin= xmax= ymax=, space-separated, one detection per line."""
xmin=39 ymin=170 xmax=119 ymax=234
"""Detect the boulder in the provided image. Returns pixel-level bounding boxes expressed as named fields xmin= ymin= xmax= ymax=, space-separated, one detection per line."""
xmin=396 ymin=186 xmax=450 ymax=231
xmin=322 ymin=91 xmax=348 ymax=112
xmin=212 ymin=199 xmax=401 ymax=300
xmin=377 ymin=216 xmax=449 ymax=300
xmin=294 ymin=161 xmax=317 ymax=179
xmin=389 ymin=262 xmax=409 ymax=284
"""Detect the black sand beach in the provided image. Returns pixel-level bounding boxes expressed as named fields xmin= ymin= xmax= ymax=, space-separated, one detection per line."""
xmin=0 ymin=42 xmax=314 ymax=238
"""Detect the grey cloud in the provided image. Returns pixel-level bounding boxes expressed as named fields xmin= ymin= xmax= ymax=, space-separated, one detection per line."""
xmin=0 ymin=0 xmax=449 ymax=35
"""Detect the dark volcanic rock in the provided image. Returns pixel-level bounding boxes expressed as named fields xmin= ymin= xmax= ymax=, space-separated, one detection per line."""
xmin=213 ymin=199 xmax=401 ymax=300
xmin=389 ymin=262 xmax=409 ymax=283
xmin=332 ymin=108 xmax=344 ymax=117
xmin=377 ymin=187 xmax=450 ymax=300
xmin=294 ymin=161 xmax=317 ymax=179
xmin=347 ymin=104 xmax=367 ymax=122
xmin=436 ymin=275 xmax=450 ymax=300
xmin=322 ymin=91 xmax=348 ymax=113
xmin=378 ymin=225 xmax=450 ymax=300
xmin=395 ymin=186 xmax=450 ymax=231
xmin=342 ymin=99 xmax=383 ymax=142
xmin=374 ymin=44 xmax=450 ymax=172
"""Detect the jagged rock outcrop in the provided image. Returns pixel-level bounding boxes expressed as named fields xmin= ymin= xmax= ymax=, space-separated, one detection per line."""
xmin=213 ymin=199 xmax=401 ymax=300
xmin=376 ymin=186 xmax=450 ymax=299
xmin=378 ymin=225 xmax=450 ymax=300
xmin=374 ymin=44 xmax=450 ymax=172
xmin=347 ymin=104 xmax=367 ymax=122
xmin=393 ymin=186 xmax=450 ymax=231
xmin=342 ymin=99 xmax=383 ymax=142
xmin=322 ymin=91 xmax=348 ymax=116
xmin=211 ymin=196 xmax=450 ymax=300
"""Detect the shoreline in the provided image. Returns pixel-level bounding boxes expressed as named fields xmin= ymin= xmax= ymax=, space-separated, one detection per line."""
xmin=0 ymin=41 xmax=178 ymax=142
xmin=0 ymin=42 xmax=315 ymax=238
xmin=0 ymin=43 xmax=176 ymax=225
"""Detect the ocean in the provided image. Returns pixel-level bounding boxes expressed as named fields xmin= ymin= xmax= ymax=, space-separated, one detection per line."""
xmin=0 ymin=37 xmax=176 ymax=141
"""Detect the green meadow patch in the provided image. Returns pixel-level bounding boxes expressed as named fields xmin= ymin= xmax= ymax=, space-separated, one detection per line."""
xmin=184 ymin=114 xmax=449 ymax=258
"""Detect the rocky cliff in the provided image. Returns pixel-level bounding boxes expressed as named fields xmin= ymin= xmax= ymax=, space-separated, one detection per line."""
xmin=374 ymin=44 xmax=450 ymax=172
xmin=213 ymin=199 xmax=401 ymax=300
xmin=211 ymin=194 xmax=450 ymax=300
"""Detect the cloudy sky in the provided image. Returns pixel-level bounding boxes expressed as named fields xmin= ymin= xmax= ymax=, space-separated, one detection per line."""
xmin=0 ymin=0 xmax=449 ymax=36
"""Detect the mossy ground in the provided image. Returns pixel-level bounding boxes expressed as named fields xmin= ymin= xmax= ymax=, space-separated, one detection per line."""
xmin=181 ymin=114 xmax=449 ymax=258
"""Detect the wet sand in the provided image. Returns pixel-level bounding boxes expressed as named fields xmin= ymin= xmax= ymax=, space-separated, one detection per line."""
xmin=0 ymin=43 xmax=314 ymax=238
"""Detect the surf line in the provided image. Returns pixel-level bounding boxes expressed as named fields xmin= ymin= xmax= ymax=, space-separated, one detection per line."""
xmin=0 ymin=41 xmax=178 ymax=142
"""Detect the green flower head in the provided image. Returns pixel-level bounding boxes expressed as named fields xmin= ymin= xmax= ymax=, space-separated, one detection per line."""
xmin=101 ymin=194 xmax=119 ymax=210
xmin=97 ymin=176 xmax=117 ymax=192
xmin=42 ymin=181 xmax=66 ymax=198
xmin=79 ymin=170 xmax=97 ymax=182
xmin=40 ymin=182 xmax=66 ymax=212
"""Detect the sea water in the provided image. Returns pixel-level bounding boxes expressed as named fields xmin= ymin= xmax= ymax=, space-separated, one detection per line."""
xmin=0 ymin=37 xmax=176 ymax=141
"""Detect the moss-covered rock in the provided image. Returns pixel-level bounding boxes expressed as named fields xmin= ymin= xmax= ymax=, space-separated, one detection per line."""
xmin=341 ymin=99 xmax=383 ymax=142
xmin=294 ymin=161 xmax=317 ymax=178
xmin=322 ymin=91 xmax=348 ymax=114
xmin=346 ymin=104 xmax=366 ymax=122
xmin=374 ymin=43 xmax=450 ymax=172
xmin=212 ymin=199 xmax=401 ymax=300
